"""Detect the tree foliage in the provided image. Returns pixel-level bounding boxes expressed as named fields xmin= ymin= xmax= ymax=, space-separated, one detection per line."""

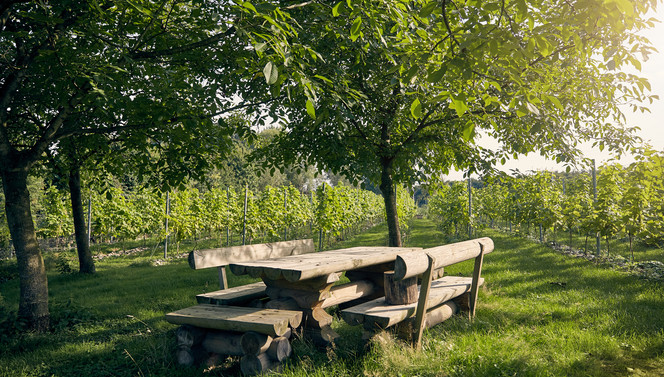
xmin=255 ymin=0 xmax=658 ymax=247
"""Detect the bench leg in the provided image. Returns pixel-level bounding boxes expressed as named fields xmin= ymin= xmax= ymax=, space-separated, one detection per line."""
xmin=469 ymin=249 xmax=485 ymax=318
xmin=218 ymin=265 xmax=228 ymax=290
xmin=413 ymin=254 xmax=436 ymax=350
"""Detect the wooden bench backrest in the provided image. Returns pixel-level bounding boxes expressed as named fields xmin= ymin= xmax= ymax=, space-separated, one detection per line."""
xmin=393 ymin=237 xmax=494 ymax=349
xmin=393 ymin=237 xmax=494 ymax=280
xmin=188 ymin=239 xmax=316 ymax=270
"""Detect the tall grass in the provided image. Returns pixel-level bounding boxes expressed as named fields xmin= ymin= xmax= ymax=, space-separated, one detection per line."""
xmin=1 ymin=219 xmax=663 ymax=376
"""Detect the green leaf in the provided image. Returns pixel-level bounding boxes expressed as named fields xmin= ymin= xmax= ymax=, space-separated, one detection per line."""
xmin=332 ymin=1 xmax=343 ymax=17
xmin=419 ymin=2 xmax=437 ymax=18
xmin=546 ymin=95 xmax=563 ymax=110
xmin=450 ymin=97 xmax=468 ymax=117
xmin=529 ymin=122 xmax=542 ymax=134
xmin=241 ymin=1 xmax=257 ymax=13
xmin=306 ymin=99 xmax=316 ymax=119
xmin=263 ymin=61 xmax=278 ymax=85
xmin=350 ymin=16 xmax=362 ymax=41
xmin=462 ymin=123 xmax=475 ymax=142
xmin=126 ymin=0 xmax=153 ymax=16
xmin=427 ymin=67 xmax=446 ymax=83
xmin=410 ymin=98 xmax=422 ymax=119
xmin=526 ymin=102 xmax=540 ymax=115
xmin=254 ymin=42 xmax=267 ymax=53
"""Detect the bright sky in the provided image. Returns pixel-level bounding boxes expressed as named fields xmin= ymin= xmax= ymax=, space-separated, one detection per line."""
xmin=445 ymin=8 xmax=664 ymax=181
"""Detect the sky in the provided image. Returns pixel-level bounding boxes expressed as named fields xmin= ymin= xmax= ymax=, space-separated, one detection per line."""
xmin=444 ymin=7 xmax=664 ymax=181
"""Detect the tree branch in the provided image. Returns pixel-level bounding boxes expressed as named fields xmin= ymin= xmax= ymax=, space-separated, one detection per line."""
xmin=130 ymin=26 xmax=236 ymax=59
xmin=129 ymin=0 xmax=170 ymax=53
xmin=442 ymin=0 xmax=460 ymax=50
xmin=27 ymin=85 xmax=91 ymax=166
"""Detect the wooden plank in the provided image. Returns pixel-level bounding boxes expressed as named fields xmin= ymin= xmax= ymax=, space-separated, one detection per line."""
xmin=231 ymin=246 xmax=421 ymax=282
xmin=321 ymin=280 xmax=376 ymax=309
xmin=196 ymin=282 xmax=267 ymax=305
xmin=165 ymin=304 xmax=302 ymax=337
xmin=189 ymin=239 xmax=315 ymax=270
xmin=263 ymin=273 xmax=340 ymax=291
xmin=340 ymin=276 xmax=483 ymax=329
xmin=413 ymin=254 xmax=435 ymax=349
xmin=394 ymin=238 xmax=493 ymax=280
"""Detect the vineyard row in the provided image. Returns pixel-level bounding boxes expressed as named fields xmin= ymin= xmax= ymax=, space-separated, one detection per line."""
xmin=428 ymin=151 xmax=664 ymax=259
xmin=2 ymin=183 xmax=416 ymax=253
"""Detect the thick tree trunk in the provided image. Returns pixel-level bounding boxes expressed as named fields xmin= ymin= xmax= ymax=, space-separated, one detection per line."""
xmin=379 ymin=158 xmax=401 ymax=247
xmin=1 ymin=168 xmax=49 ymax=331
xmin=68 ymin=165 xmax=95 ymax=274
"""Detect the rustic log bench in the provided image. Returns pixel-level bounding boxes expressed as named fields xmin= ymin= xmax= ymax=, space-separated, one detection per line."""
xmin=165 ymin=239 xmax=315 ymax=374
xmin=340 ymin=238 xmax=493 ymax=348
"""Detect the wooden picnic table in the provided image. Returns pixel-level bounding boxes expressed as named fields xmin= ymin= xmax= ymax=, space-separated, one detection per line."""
xmin=229 ymin=246 xmax=421 ymax=345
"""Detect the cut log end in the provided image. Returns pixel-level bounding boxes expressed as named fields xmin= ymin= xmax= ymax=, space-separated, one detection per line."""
xmin=240 ymin=353 xmax=280 ymax=376
xmin=241 ymin=332 xmax=273 ymax=356
xmin=267 ymin=337 xmax=292 ymax=362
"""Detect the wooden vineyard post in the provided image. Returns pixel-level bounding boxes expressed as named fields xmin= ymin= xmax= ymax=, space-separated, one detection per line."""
xmin=226 ymin=187 xmax=230 ymax=247
xmin=87 ymin=197 xmax=92 ymax=247
xmin=592 ymin=159 xmax=600 ymax=256
xmin=468 ymin=175 xmax=472 ymax=239
xmin=164 ymin=191 xmax=170 ymax=259
xmin=413 ymin=254 xmax=435 ymax=350
xmin=243 ymin=184 xmax=248 ymax=246
xmin=283 ymin=188 xmax=288 ymax=240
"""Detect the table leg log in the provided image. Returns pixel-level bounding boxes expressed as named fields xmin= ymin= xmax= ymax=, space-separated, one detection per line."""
xmin=266 ymin=286 xmax=329 ymax=308
xmin=384 ymin=270 xmax=418 ymax=305
xmin=265 ymin=297 xmax=301 ymax=311
xmin=240 ymin=353 xmax=280 ymax=375
xmin=304 ymin=307 xmax=333 ymax=329
xmin=202 ymin=330 xmax=244 ymax=356
xmin=241 ymin=332 xmax=273 ymax=356
xmin=304 ymin=325 xmax=340 ymax=347
xmin=176 ymin=325 xmax=207 ymax=366
xmin=453 ymin=292 xmax=471 ymax=320
xmin=395 ymin=301 xmax=458 ymax=341
xmin=267 ymin=336 xmax=292 ymax=362
xmin=204 ymin=352 xmax=224 ymax=368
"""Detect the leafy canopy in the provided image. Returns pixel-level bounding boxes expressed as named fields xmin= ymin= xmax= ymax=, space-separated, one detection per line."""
xmin=255 ymin=0 xmax=658 ymax=186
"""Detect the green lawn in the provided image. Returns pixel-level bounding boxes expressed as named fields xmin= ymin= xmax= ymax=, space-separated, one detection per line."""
xmin=1 ymin=219 xmax=663 ymax=376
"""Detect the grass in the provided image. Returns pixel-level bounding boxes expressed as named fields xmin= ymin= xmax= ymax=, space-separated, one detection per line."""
xmin=500 ymin=223 xmax=664 ymax=264
xmin=1 ymin=219 xmax=664 ymax=376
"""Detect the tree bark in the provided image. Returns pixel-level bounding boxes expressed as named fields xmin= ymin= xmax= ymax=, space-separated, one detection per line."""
xmin=379 ymin=157 xmax=401 ymax=247
xmin=68 ymin=165 xmax=95 ymax=274
xmin=1 ymin=167 xmax=49 ymax=331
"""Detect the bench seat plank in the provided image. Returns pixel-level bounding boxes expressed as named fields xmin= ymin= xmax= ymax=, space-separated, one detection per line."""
xmin=165 ymin=304 xmax=302 ymax=337
xmin=196 ymin=282 xmax=267 ymax=305
xmin=341 ymin=276 xmax=483 ymax=329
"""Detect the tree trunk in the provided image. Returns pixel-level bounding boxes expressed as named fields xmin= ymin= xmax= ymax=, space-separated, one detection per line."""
xmin=379 ymin=158 xmax=401 ymax=247
xmin=1 ymin=168 xmax=50 ymax=331
xmin=68 ymin=165 xmax=95 ymax=274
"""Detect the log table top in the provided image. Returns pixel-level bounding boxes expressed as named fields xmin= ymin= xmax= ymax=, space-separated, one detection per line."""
xmin=229 ymin=246 xmax=421 ymax=282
